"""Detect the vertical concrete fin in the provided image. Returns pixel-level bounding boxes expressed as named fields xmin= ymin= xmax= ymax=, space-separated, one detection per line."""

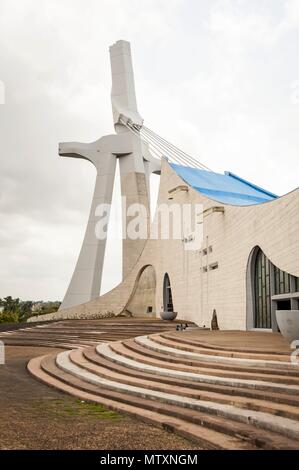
xmin=120 ymin=168 xmax=150 ymax=280
xmin=109 ymin=40 xmax=143 ymax=128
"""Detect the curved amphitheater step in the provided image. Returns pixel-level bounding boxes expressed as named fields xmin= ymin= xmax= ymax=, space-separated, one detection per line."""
xmin=158 ymin=331 xmax=292 ymax=361
xmin=28 ymin=329 xmax=299 ymax=449
xmin=111 ymin=338 xmax=299 ymax=383
xmin=0 ymin=318 xmax=187 ymax=349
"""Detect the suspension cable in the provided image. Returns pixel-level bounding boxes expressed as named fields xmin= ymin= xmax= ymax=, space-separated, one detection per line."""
xmin=139 ymin=126 xmax=205 ymax=169
xmin=128 ymin=121 xmax=199 ymax=168
xmin=142 ymin=125 xmax=212 ymax=171
xmin=119 ymin=117 xmax=212 ymax=172
xmin=119 ymin=119 xmax=164 ymax=161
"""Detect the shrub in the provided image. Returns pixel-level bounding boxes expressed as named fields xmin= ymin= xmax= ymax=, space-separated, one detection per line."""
xmin=0 ymin=311 xmax=19 ymax=324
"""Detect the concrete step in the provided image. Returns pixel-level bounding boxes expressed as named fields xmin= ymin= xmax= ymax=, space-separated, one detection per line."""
xmin=98 ymin=343 xmax=299 ymax=397
xmin=84 ymin=347 xmax=299 ymax=407
xmin=27 ymin=356 xmax=227 ymax=450
xmin=108 ymin=340 xmax=299 ymax=388
xmin=29 ymin=354 xmax=259 ymax=450
xmin=29 ymin=353 xmax=298 ymax=449
xmin=69 ymin=349 xmax=299 ymax=421
xmin=0 ymin=338 xmax=84 ymax=349
xmin=127 ymin=337 xmax=299 ymax=382
xmin=0 ymin=317 xmax=187 ymax=348
xmin=25 ymin=323 xmax=299 ymax=449
xmin=55 ymin=350 xmax=299 ymax=440
xmin=0 ymin=334 xmax=98 ymax=344
xmin=161 ymin=333 xmax=291 ymax=360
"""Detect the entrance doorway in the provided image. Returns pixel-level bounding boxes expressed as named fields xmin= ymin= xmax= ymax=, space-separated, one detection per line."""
xmin=248 ymin=246 xmax=299 ymax=330
xmin=163 ymin=273 xmax=174 ymax=312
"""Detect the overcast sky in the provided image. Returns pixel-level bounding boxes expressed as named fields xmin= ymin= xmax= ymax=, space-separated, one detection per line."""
xmin=0 ymin=0 xmax=298 ymax=301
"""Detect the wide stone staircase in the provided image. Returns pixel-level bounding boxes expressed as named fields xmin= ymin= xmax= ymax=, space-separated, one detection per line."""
xmin=0 ymin=318 xmax=183 ymax=349
xmin=28 ymin=327 xmax=299 ymax=450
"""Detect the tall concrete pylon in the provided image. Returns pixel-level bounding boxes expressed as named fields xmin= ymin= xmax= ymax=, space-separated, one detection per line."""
xmin=59 ymin=40 xmax=160 ymax=311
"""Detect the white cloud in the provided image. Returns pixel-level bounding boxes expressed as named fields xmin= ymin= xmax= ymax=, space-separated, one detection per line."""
xmin=206 ymin=0 xmax=299 ymax=48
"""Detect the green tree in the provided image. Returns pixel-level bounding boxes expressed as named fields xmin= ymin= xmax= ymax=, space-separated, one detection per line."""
xmin=0 ymin=297 xmax=21 ymax=323
xmin=3 ymin=296 xmax=20 ymax=315
xmin=0 ymin=311 xmax=19 ymax=323
xmin=19 ymin=301 xmax=33 ymax=322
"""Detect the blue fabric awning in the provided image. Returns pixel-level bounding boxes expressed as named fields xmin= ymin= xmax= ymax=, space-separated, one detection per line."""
xmin=170 ymin=163 xmax=277 ymax=206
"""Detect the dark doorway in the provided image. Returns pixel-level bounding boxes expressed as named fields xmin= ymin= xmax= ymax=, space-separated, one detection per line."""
xmin=252 ymin=247 xmax=299 ymax=330
xmin=163 ymin=273 xmax=174 ymax=312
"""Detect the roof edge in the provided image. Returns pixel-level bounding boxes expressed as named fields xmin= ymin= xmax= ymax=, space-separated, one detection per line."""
xmin=224 ymin=171 xmax=278 ymax=199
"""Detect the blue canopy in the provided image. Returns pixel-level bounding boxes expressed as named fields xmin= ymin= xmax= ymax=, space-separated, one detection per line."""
xmin=170 ymin=163 xmax=277 ymax=206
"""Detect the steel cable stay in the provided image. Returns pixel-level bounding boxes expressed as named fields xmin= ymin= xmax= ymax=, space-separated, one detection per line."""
xmin=119 ymin=117 xmax=212 ymax=172
xmin=141 ymin=125 xmax=212 ymax=171
xmin=120 ymin=118 xmax=186 ymax=164
xmin=130 ymin=123 xmax=198 ymax=168
xmin=139 ymin=126 xmax=205 ymax=170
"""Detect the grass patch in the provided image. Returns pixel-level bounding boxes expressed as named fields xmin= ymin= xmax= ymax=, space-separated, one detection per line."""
xmin=33 ymin=398 xmax=122 ymax=421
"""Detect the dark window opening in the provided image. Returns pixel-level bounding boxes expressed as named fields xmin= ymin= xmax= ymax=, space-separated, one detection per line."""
xmin=276 ymin=299 xmax=291 ymax=311
xmin=209 ymin=262 xmax=219 ymax=271
xmin=163 ymin=273 xmax=174 ymax=312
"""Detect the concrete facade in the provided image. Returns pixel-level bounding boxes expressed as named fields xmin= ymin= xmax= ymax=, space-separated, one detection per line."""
xmin=30 ymin=157 xmax=299 ymax=330
xmin=29 ymin=40 xmax=299 ymax=330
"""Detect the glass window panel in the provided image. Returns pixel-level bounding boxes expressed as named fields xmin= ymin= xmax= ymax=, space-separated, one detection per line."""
xmin=285 ymin=273 xmax=290 ymax=293
xmin=275 ymin=268 xmax=279 ymax=294
xmin=254 ymin=249 xmax=272 ymax=329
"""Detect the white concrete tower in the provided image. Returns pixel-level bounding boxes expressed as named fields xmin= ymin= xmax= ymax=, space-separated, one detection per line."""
xmin=110 ymin=40 xmax=150 ymax=279
xmin=59 ymin=40 xmax=160 ymax=310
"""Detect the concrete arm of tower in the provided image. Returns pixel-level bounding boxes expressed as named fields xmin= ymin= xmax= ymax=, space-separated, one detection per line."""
xmin=59 ymin=134 xmax=135 ymax=168
xmin=59 ymin=141 xmax=100 ymax=167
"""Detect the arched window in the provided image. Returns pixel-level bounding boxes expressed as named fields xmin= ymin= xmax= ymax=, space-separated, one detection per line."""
xmin=254 ymin=248 xmax=299 ymax=329
xmin=163 ymin=273 xmax=174 ymax=312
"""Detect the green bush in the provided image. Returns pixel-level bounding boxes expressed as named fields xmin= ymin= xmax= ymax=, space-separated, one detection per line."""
xmin=0 ymin=311 xmax=19 ymax=324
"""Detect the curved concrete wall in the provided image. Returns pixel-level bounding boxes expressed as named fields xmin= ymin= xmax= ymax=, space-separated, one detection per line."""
xmin=29 ymin=160 xmax=299 ymax=330
xmin=124 ymin=265 xmax=156 ymax=317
